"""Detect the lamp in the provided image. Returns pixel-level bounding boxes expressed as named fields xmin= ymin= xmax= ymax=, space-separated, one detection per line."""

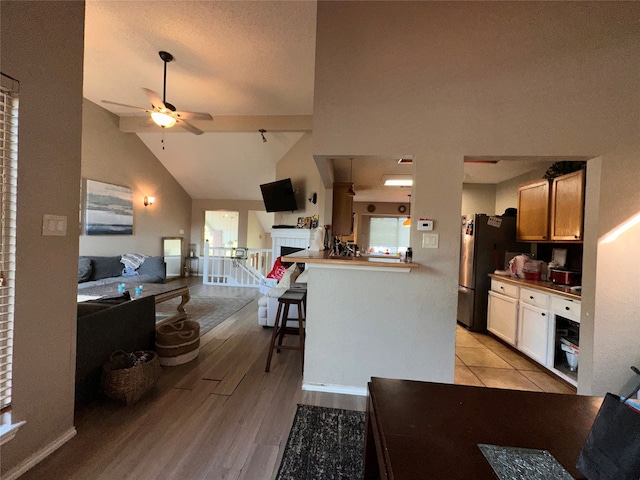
xmin=143 ymin=196 xmax=155 ymax=207
xmin=346 ymin=158 xmax=356 ymax=196
xmin=151 ymin=111 xmax=176 ymax=128
xmin=259 ymin=129 xmax=267 ymax=143
xmin=402 ymin=194 xmax=411 ymax=226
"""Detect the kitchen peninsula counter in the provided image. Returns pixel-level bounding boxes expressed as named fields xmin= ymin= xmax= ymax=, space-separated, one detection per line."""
xmin=282 ymin=250 xmax=419 ymax=271
xmin=489 ymin=273 xmax=581 ymax=300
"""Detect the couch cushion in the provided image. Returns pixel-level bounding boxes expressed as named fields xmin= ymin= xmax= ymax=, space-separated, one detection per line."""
xmin=89 ymin=256 xmax=124 ymax=281
xmin=278 ymin=263 xmax=300 ymax=289
xmin=137 ymin=256 xmax=165 ymax=282
xmin=296 ymin=269 xmax=309 ymax=284
xmin=78 ymin=257 xmax=93 ymax=283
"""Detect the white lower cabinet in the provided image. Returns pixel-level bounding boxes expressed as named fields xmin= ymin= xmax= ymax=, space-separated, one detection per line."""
xmin=487 ymin=291 xmax=518 ymax=346
xmin=517 ymin=303 xmax=550 ymax=365
xmin=488 ymin=278 xmax=580 ymax=385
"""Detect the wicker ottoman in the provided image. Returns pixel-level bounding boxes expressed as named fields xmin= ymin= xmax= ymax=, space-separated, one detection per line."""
xmin=155 ymin=320 xmax=200 ymax=366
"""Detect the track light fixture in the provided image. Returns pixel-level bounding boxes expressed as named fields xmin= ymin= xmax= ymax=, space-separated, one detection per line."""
xmin=259 ymin=129 xmax=267 ymax=143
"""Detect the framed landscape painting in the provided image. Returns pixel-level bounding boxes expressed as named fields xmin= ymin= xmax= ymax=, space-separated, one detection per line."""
xmin=84 ymin=179 xmax=134 ymax=235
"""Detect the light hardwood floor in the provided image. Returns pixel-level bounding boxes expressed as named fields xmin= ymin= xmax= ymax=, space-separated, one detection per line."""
xmin=21 ymin=279 xmax=365 ymax=480
xmin=22 ymin=280 xmax=572 ymax=479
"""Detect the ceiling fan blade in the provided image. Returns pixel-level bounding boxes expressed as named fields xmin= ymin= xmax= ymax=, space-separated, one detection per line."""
xmin=176 ymin=118 xmax=204 ymax=135
xmin=101 ymin=100 xmax=150 ymax=113
xmin=174 ymin=110 xmax=214 ymax=121
xmin=142 ymin=88 xmax=167 ymax=111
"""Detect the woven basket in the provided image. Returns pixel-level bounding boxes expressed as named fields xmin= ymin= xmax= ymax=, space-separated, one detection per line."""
xmin=156 ymin=320 xmax=200 ymax=366
xmin=101 ymin=350 xmax=161 ymax=405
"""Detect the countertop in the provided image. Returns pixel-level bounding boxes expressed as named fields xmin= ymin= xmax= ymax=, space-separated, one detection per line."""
xmin=489 ymin=273 xmax=581 ymax=300
xmin=281 ymin=250 xmax=419 ymax=270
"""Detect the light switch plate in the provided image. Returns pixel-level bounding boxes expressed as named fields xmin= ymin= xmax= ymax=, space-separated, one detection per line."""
xmin=42 ymin=214 xmax=67 ymax=236
xmin=422 ymin=233 xmax=439 ymax=248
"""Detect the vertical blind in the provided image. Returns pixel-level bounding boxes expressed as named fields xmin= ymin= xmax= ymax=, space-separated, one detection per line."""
xmin=0 ymin=73 xmax=19 ymax=411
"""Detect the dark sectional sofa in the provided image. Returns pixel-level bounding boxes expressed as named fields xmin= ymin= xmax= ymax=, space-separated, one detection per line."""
xmin=78 ymin=255 xmax=166 ymax=289
xmin=76 ymin=294 xmax=156 ymax=403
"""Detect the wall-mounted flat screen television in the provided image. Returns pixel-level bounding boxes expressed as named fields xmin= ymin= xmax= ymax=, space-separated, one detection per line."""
xmin=260 ymin=178 xmax=298 ymax=212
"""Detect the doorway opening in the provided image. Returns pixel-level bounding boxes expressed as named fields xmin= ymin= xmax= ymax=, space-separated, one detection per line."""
xmin=204 ymin=210 xmax=239 ymax=248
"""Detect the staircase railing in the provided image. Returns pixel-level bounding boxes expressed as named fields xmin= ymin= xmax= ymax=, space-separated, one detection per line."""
xmin=202 ymin=244 xmax=272 ymax=287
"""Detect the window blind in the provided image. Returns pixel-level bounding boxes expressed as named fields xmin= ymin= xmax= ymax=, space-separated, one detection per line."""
xmin=0 ymin=73 xmax=19 ymax=411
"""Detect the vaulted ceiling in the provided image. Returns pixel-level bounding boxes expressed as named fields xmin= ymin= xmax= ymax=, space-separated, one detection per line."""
xmin=83 ymin=1 xmax=557 ymax=204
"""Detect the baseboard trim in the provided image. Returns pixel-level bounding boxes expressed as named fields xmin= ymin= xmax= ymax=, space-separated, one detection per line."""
xmin=3 ymin=426 xmax=77 ymax=480
xmin=302 ymin=382 xmax=368 ymax=397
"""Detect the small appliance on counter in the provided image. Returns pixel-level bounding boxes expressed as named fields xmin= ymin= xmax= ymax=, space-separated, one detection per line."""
xmin=548 ymin=247 xmax=581 ymax=286
xmin=549 ymin=268 xmax=582 ymax=286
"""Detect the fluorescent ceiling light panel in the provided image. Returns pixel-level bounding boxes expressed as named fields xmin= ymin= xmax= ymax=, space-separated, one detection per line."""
xmin=384 ymin=178 xmax=413 ymax=187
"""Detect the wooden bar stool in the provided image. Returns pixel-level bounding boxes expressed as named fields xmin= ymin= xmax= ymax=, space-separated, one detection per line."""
xmin=265 ymin=289 xmax=306 ymax=373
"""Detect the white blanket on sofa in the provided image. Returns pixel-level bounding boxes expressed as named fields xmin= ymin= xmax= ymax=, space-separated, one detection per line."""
xmin=120 ymin=253 xmax=148 ymax=270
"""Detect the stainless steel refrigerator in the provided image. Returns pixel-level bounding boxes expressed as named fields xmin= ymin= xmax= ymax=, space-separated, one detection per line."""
xmin=457 ymin=214 xmax=525 ymax=332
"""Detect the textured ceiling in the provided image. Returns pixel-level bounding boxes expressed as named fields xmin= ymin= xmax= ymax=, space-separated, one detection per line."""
xmin=83 ymin=1 xmax=566 ymax=203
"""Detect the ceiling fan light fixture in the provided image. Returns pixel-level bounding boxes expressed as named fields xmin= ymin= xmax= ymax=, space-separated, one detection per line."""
xmin=151 ymin=111 xmax=176 ymax=128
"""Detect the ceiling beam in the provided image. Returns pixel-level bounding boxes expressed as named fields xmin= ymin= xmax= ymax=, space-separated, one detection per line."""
xmin=118 ymin=115 xmax=313 ymax=133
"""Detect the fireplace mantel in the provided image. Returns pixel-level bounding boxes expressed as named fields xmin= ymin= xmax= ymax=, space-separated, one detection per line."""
xmin=270 ymin=228 xmax=316 ymax=260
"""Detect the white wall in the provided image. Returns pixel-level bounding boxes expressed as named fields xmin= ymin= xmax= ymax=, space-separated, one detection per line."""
xmin=275 ymin=133 xmax=325 ymax=226
xmin=0 ymin=1 xmax=84 ymax=475
xmin=461 ymin=184 xmax=497 ymax=215
xmin=80 ymin=100 xmax=192 ymax=256
xmin=312 ymin=1 xmax=640 ymax=395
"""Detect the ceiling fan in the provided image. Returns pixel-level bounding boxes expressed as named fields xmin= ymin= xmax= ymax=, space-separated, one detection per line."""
xmin=102 ymin=51 xmax=213 ymax=135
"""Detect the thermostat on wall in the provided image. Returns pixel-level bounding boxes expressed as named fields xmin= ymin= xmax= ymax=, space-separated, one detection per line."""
xmin=417 ymin=218 xmax=434 ymax=231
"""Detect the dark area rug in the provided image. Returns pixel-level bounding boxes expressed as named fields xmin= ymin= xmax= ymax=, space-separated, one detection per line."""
xmin=276 ymin=404 xmax=366 ymax=480
xmin=156 ymin=296 xmax=253 ymax=335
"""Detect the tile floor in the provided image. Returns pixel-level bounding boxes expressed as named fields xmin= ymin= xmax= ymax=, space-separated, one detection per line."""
xmin=455 ymin=324 xmax=575 ymax=394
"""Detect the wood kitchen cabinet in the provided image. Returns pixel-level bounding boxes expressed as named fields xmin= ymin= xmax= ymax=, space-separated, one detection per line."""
xmin=331 ymin=182 xmax=354 ymax=236
xmin=550 ymin=169 xmax=585 ymax=241
xmin=516 ymin=178 xmax=550 ymax=241
xmin=516 ymin=169 xmax=585 ymax=242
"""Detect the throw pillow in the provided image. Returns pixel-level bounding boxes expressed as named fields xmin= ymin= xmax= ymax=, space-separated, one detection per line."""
xmin=266 ymin=257 xmax=287 ymax=280
xmin=296 ymin=269 xmax=309 ymax=284
xmin=278 ymin=263 xmax=300 ymax=289
xmin=78 ymin=257 xmax=93 ymax=283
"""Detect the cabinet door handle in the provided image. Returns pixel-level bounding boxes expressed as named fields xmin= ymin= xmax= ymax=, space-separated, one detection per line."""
xmin=529 ymin=296 xmax=534 ymax=300
xmin=541 ymin=313 xmax=546 ymax=316
xmin=565 ymin=306 xmax=570 ymax=311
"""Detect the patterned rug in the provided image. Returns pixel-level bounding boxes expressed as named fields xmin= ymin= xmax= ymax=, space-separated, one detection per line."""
xmin=156 ymin=296 xmax=254 ymax=335
xmin=276 ymin=404 xmax=366 ymax=480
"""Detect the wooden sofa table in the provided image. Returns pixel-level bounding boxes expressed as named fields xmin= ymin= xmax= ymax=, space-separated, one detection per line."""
xmin=364 ymin=378 xmax=603 ymax=480
xmin=78 ymin=283 xmax=190 ymax=325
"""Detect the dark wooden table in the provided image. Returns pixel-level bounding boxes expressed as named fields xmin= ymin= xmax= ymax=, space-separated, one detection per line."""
xmin=363 ymin=377 xmax=603 ymax=480
xmin=78 ymin=282 xmax=190 ymax=325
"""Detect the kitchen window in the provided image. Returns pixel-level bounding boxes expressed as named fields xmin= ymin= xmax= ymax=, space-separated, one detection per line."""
xmin=368 ymin=216 xmax=410 ymax=255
